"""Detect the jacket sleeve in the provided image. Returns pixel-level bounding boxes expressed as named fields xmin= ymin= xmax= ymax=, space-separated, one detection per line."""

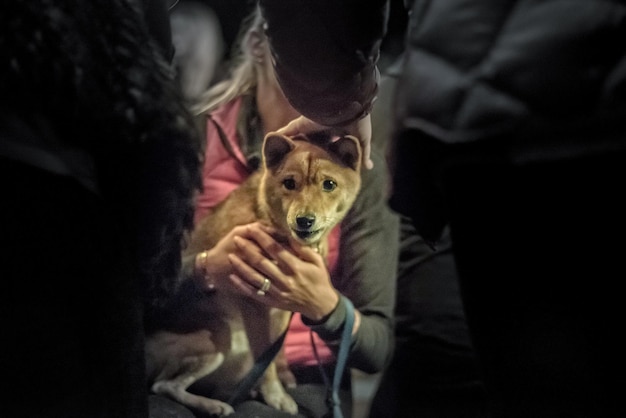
xmin=259 ymin=0 xmax=389 ymax=127
xmin=303 ymin=149 xmax=400 ymax=373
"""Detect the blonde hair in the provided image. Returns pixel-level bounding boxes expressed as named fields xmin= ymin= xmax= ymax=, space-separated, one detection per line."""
xmin=191 ymin=5 xmax=265 ymax=115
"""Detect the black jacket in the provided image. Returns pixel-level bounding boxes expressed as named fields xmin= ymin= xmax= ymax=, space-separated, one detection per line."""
xmin=389 ymin=0 xmax=626 ymax=241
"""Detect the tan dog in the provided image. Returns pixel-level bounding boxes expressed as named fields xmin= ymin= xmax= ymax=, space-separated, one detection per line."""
xmin=145 ymin=132 xmax=362 ymax=417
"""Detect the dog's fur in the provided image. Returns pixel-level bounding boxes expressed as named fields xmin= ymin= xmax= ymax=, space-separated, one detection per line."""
xmin=145 ymin=132 xmax=362 ymax=416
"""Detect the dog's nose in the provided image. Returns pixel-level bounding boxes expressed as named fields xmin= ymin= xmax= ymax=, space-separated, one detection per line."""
xmin=296 ymin=215 xmax=315 ymax=229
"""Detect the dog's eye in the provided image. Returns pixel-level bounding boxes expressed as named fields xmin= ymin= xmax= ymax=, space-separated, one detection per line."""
xmin=322 ymin=179 xmax=337 ymax=191
xmin=283 ymin=178 xmax=296 ymax=190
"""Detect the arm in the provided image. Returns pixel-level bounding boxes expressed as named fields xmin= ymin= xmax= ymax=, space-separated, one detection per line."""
xmin=302 ymin=149 xmax=399 ymax=372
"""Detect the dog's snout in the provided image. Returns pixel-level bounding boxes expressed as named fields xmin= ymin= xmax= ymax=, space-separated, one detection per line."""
xmin=296 ymin=215 xmax=316 ymax=229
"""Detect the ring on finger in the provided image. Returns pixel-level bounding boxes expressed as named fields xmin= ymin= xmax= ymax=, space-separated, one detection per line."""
xmin=257 ymin=278 xmax=271 ymax=295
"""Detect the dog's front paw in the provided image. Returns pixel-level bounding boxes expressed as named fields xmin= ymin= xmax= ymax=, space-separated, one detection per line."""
xmin=278 ymin=367 xmax=297 ymax=389
xmin=201 ymin=399 xmax=235 ymax=417
xmin=259 ymin=380 xmax=298 ymax=415
xmin=275 ymin=354 xmax=298 ymax=389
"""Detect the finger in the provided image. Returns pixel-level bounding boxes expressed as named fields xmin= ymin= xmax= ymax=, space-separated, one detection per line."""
xmin=251 ymin=224 xmax=326 ymax=268
xmin=276 ymin=116 xmax=325 ymax=137
xmin=362 ymin=141 xmax=374 ymax=170
xmin=228 ymin=273 xmax=273 ymax=302
xmin=285 ymin=236 xmax=326 ymax=266
xmin=241 ymin=226 xmax=302 ymax=274
xmin=228 ymin=254 xmax=275 ymax=297
xmin=275 ymin=117 xmax=304 ymax=136
xmin=231 ymin=235 xmax=285 ymax=279
xmin=354 ymin=115 xmax=373 ymax=170
xmin=229 ymin=225 xmax=268 ymax=258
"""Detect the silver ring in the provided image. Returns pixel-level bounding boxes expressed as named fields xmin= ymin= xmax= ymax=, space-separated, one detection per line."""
xmin=256 ymin=278 xmax=271 ymax=296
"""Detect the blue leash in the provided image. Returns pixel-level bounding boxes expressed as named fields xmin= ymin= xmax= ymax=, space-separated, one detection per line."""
xmin=312 ymin=295 xmax=355 ymax=418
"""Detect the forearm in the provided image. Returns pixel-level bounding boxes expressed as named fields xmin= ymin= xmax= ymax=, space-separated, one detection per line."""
xmin=302 ymin=294 xmax=394 ymax=373
xmin=181 ymin=248 xmax=227 ymax=292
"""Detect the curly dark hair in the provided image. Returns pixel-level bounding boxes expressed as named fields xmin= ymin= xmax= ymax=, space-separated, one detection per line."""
xmin=0 ymin=0 xmax=203 ymax=307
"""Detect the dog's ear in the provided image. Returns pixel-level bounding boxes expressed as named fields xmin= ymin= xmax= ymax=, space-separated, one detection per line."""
xmin=329 ymin=135 xmax=362 ymax=171
xmin=263 ymin=133 xmax=295 ymax=169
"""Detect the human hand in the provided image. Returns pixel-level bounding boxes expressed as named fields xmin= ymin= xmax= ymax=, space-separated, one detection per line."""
xmin=276 ymin=114 xmax=373 ymax=170
xmin=227 ymin=223 xmax=340 ymax=320
xmin=194 ymin=223 xmax=262 ymax=291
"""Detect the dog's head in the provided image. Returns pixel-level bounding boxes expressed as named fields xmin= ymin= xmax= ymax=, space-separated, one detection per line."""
xmin=258 ymin=131 xmax=362 ymax=247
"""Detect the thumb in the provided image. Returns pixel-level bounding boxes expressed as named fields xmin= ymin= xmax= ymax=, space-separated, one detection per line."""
xmin=276 ymin=116 xmax=326 ymax=137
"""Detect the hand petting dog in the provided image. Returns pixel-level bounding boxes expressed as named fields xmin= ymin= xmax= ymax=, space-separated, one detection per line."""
xmin=276 ymin=114 xmax=373 ymax=170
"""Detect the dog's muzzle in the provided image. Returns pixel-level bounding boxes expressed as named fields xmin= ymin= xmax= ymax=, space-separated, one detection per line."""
xmin=293 ymin=215 xmax=322 ymax=241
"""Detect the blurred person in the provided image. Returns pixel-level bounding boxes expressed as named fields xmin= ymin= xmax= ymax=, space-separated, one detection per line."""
xmin=387 ymin=2 xmax=626 ymax=417
xmin=368 ymin=58 xmax=488 ymax=418
xmin=169 ymin=0 xmax=225 ymax=101
xmin=146 ymin=4 xmax=399 ymax=417
xmin=0 ymin=1 xmax=202 ymax=417
xmin=369 ymin=221 xmax=488 ymax=418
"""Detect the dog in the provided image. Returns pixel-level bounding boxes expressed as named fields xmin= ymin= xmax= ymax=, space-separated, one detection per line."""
xmin=145 ymin=131 xmax=362 ymax=417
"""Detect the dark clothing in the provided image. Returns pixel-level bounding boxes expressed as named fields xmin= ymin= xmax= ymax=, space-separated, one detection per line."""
xmin=389 ymin=0 xmax=626 ymax=242
xmin=0 ymin=116 xmax=147 ymax=418
xmin=150 ymin=365 xmax=352 ymax=418
xmin=229 ymin=364 xmax=353 ymax=418
xmin=369 ymin=221 xmax=488 ymax=418
xmin=436 ymin=148 xmax=626 ymax=417
xmin=387 ymin=1 xmax=626 ymax=416
xmin=368 ymin=63 xmax=488 ymax=417
xmin=1 ymin=1 xmax=202 ymax=417
xmin=144 ymin=0 xmax=177 ymax=60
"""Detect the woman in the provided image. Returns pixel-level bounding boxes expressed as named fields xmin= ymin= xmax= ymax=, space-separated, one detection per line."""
xmin=182 ymin=5 xmax=399 ymax=417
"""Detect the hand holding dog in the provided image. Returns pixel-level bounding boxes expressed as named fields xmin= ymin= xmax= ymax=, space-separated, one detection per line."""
xmin=227 ymin=223 xmax=341 ymax=321
xmin=197 ymin=224 xmax=267 ymax=291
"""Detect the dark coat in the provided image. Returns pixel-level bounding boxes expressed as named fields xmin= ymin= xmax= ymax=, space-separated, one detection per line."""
xmin=0 ymin=1 xmax=202 ymax=416
xmin=389 ymin=0 xmax=626 ymax=241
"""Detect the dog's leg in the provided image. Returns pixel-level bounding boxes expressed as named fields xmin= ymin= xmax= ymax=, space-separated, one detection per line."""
xmin=275 ymin=345 xmax=297 ymax=389
xmin=258 ymin=361 xmax=298 ymax=414
xmin=152 ymin=352 xmax=235 ymax=416
xmin=243 ymin=306 xmax=298 ymax=414
xmin=242 ymin=305 xmax=297 ymax=412
xmin=272 ymin=309 xmax=297 ymax=389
